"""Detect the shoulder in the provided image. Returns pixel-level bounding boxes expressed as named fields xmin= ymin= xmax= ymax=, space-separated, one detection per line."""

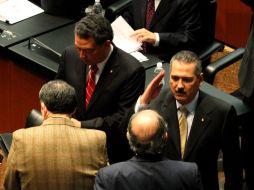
xmin=81 ymin=128 xmax=106 ymax=138
xmin=76 ymin=127 xmax=107 ymax=142
xmin=199 ymin=91 xmax=236 ymax=114
xmin=97 ymin=160 xmax=132 ymax=175
xmin=11 ymin=126 xmax=42 ymax=147
xmin=200 ymin=91 xmax=233 ymax=107
xmin=61 ymin=45 xmax=79 ymax=58
xmin=163 ymin=160 xmax=199 ymax=176
xmin=170 ymin=160 xmax=198 ymax=170
xmin=111 ymin=47 xmax=144 ymax=70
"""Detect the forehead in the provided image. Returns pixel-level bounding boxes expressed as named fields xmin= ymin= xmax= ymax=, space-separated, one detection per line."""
xmin=74 ymin=34 xmax=96 ymax=48
xmin=170 ymin=60 xmax=196 ymax=76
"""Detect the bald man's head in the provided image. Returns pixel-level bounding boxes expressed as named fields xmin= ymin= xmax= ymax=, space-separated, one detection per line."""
xmin=127 ymin=110 xmax=168 ymax=155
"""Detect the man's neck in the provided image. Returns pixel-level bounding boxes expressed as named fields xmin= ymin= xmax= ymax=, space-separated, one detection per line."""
xmin=45 ymin=113 xmax=70 ymax=120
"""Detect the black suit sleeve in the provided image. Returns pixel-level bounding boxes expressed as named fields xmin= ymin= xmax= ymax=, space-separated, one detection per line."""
xmin=222 ymin=106 xmax=243 ymax=190
xmin=81 ymin=66 xmax=145 ymax=133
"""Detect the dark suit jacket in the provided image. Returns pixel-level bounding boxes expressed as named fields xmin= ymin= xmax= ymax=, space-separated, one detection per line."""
xmin=238 ymin=0 xmax=254 ymax=99
xmin=122 ymin=0 xmax=202 ymax=61
xmin=56 ymin=46 xmax=145 ymax=163
xmin=149 ymin=89 xmax=242 ymax=190
xmin=94 ymin=155 xmax=203 ymax=190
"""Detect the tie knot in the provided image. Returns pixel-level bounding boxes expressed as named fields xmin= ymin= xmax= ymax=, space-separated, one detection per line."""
xmin=90 ymin=64 xmax=98 ymax=72
xmin=179 ymin=106 xmax=188 ymax=116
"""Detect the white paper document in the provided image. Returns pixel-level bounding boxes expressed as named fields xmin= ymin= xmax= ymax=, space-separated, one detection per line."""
xmin=0 ymin=0 xmax=44 ymax=24
xmin=111 ymin=16 xmax=143 ymax=54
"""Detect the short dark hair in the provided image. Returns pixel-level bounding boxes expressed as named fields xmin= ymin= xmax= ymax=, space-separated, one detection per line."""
xmin=39 ymin=80 xmax=77 ymax=114
xmin=170 ymin=50 xmax=202 ymax=76
xmin=74 ymin=14 xmax=113 ymax=45
xmin=127 ymin=110 xmax=168 ymax=155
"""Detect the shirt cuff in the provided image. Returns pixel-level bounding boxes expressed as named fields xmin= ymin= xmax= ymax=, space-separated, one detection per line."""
xmin=134 ymin=96 xmax=149 ymax=112
xmin=153 ymin=33 xmax=160 ymax=47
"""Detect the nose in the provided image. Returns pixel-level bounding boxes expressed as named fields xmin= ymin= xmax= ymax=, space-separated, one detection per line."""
xmin=177 ymin=79 xmax=184 ymax=88
xmin=79 ymin=50 xmax=87 ymax=59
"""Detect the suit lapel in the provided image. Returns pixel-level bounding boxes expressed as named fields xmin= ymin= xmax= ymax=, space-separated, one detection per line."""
xmin=150 ymin=0 xmax=174 ymax=29
xmin=77 ymin=59 xmax=87 ymax=115
xmin=140 ymin=0 xmax=147 ymax=27
xmin=86 ymin=48 xmax=119 ymax=111
xmin=183 ymin=92 xmax=211 ymax=160
xmin=160 ymin=93 xmax=181 ymax=156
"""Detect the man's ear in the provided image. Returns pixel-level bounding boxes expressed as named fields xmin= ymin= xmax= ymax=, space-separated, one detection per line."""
xmin=126 ymin=131 xmax=130 ymax=141
xmin=199 ymin=72 xmax=204 ymax=82
xmin=104 ymin=40 xmax=111 ymax=47
xmin=40 ymin=102 xmax=48 ymax=120
xmin=163 ymin=132 xmax=169 ymax=142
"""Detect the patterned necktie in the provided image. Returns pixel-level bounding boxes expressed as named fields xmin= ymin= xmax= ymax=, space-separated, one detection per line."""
xmin=179 ymin=106 xmax=188 ymax=159
xmin=143 ymin=0 xmax=155 ymax=53
xmin=86 ymin=64 xmax=98 ymax=108
xmin=146 ymin=0 xmax=155 ymax=29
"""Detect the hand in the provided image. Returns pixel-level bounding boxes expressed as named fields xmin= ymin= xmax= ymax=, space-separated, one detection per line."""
xmin=70 ymin=118 xmax=81 ymax=128
xmin=131 ymin=28 xmax=156 ymax=44
xmin=140 ymin=70 xmax=165 ymax=104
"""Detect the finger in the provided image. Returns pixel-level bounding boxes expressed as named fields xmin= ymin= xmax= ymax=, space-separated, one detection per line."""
xmin=152 ymin=70 xmax=165 ymax=85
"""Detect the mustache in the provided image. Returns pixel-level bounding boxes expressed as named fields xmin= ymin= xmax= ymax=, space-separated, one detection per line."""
xmin=175 ymin=88 xmax=186 ymax=94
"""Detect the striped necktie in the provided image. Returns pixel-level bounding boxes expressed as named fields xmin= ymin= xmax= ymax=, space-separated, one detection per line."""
xmin=143 ymin=0 xmax=155 ymax=53
xmin=146 ymin=0 xmax=155 ymax=29
xmin=86 ymin=64 xmax=98 ymax=108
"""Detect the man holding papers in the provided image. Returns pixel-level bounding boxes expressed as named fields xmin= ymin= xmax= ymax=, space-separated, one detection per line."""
xmin=122 ymin=0 xmax=202 ymax=61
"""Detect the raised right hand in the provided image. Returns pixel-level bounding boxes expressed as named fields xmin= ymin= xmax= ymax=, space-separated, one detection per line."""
xmin=140 ymin=70 xmax=165 ymax=104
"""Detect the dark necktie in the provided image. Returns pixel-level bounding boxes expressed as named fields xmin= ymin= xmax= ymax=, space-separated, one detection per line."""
xmin=86 ymin=65 xmax=98 ymax=108
xmin=146 ymin=0 xmax=155 ymax=29
xmin=179 ymin=106 xmax=188 ymax=159
xmin=143 ymin=0 xmax=155 ymax=53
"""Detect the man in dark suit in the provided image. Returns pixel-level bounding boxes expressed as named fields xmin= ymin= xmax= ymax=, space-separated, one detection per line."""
xmin=55 ymin=15 xmax=146 ymax=164
xmin=122 ymin=0 xmax=202 ymax=61
xmin=4 ymin=80 xmax=107 ymax=190
xmin=94 ymin=109 xmax=203 ymax=190
xmin=238 ymin=1 xmax=254 ymax=189
xmin=136 ymin=50 xmax=243 ymax=190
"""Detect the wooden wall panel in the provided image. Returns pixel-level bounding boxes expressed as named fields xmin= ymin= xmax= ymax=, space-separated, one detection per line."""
xmin=216 ymin=0 xmax=253 ymax=48
xmin=0 ymin=56 xmax=48 ymax=133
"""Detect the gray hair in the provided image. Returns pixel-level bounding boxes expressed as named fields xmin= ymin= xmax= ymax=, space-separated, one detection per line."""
xmin=39 ymin=80 xmax=77 ymax=114
xmin=170 ymin=50 xmax=202 ymax=76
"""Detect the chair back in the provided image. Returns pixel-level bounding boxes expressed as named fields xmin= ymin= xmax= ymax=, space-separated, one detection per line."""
xmin=25 ymin=109 xmax=43 ymax=128
xmin=105 ymin=0 xmax=132 ymax=22
xmin=0 ymin=133 xmax=13 ymax=158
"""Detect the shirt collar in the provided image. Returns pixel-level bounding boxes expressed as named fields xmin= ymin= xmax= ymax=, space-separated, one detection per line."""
xmin=176 ymin=91 xmax=199 ymax=114
xmin=89 ymin=44 xmax=114 ymax=74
